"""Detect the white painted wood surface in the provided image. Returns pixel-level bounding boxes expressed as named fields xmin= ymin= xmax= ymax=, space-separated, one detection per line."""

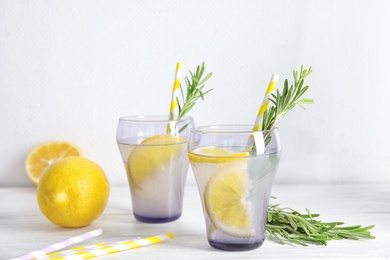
xmin=1 ymin=184 xmax=389 ymax=259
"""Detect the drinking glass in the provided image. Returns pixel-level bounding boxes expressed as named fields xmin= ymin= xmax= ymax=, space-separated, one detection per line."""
xmin=188 ymin=125 xmax=281 ymax=251
xmin=116 ymin=115 xmax=194 ymax=223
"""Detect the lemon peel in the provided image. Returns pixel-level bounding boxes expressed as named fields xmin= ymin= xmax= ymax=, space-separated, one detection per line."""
xmin=37 ymin=157 xmax=110 ymax=227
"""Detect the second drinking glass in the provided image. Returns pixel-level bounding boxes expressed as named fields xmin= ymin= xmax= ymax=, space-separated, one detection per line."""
xmin=188 ymin=125 xmax=281 ymax=251
xmin=117 ymin=115 xmax=194 ymax=223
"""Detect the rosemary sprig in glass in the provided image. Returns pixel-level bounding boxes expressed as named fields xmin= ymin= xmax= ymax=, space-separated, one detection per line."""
xmin=262 ymin=66 xmax=375 ymax=245
xmin=177 ymin=62 xmax=213 ymax=120
xmin=262 ymin=65 xmax=314 ymax=132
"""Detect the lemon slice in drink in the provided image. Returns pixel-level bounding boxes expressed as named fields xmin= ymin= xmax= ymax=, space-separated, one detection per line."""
xmin=189 ymin=146 xmax=254 ymax=237
xmin=128 ymin=134 xmax=186 ymax=186
xmin=205 ymin=166 xmax=254 ymax=237
xmin=188 ymin=146 xmax=249 ymax=164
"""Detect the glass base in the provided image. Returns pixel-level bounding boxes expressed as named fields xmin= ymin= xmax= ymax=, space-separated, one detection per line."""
xmin=208 ymin=239 xmax=264 ymax=251
xmin=134 ymin=213 xmax=181 ymax=223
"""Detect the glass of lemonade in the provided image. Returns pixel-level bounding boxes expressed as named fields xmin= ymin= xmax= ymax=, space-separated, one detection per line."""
xmin=116 ymin=115 xmax=194 ymax=223
xmin=188 ymin=125 xmax=281 ymax=251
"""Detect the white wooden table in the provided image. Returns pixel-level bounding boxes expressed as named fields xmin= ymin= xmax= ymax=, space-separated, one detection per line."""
xmin=1 ymin=184 xmax=389 ymax=259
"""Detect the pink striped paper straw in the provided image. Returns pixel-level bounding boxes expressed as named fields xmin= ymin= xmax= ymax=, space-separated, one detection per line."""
xmin=11 ymin=228 xmax=103 ymax=260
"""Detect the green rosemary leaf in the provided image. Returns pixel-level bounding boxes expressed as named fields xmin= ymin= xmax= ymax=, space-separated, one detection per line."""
xmin=262 ymin=65 xmax=314 ymax=131
xmin=266 ymin=203 xmax=375 ymax=246
xmin=198 ymin=72 xmax=213 ymax=86
xmin=262 ymin=67 xmax=375 ymax=246
xmin=177 ymin=62 xmax=213 ymax=120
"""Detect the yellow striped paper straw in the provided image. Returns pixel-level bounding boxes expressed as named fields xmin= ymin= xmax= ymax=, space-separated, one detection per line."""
xmin=252 ymin=73 xmax=279 ymax=131
xmin=34 ymin=243 xmax=105 ymax=259
xmin=246 ymin=74 xmax=279 ymax=154
xmin=35 ymin=238 xmax=141 ymax=259
xmin=46 ymin=233 xmax=174 ymax=260
xmin=169 ymin=63 xmax=182 ymax=121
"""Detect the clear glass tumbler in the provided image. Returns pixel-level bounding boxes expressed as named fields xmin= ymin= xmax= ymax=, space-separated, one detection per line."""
xmin=116 ymin=115 xmax=194 ymax=223
xmin=188 ymin=125 xmax=281 ymax=251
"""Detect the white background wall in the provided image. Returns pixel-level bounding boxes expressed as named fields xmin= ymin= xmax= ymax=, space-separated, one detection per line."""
xmin=1 ymin=0 xmax=390 ymax=187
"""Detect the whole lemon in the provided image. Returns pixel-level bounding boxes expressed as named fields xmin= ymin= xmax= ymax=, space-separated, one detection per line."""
xmin=37 ymin=157 xmax=110 ymax=227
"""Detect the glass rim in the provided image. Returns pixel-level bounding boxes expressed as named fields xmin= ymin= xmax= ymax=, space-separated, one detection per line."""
xmin=132 ymin=139 xmax=188 ymax=146
xmin=192 ymin=124 xmax=279 ymax=134
xmin=118 ymin=115 xmax=193 ymax=123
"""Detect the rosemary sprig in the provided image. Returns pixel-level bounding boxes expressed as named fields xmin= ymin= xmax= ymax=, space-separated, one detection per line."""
xmin=177 ymin=62 xmax=213 ymax=120
xmin=262 ymin=65 xmax=314 ymax=132
xmin=267 ymin=202 xmax=375 ymax=246
xmin=261 ymin=66 xmax=375 ymax=245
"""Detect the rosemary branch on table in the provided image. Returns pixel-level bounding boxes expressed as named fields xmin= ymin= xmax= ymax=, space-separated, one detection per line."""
xmin=267 ymin=202 xmax=375 ymax=246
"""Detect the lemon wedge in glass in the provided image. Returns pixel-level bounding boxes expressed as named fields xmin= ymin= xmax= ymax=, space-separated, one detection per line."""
xmin=189 ymin=146 xmax=254 ymax=237
xmin=128 ymin=134 xmax=186 ymax=186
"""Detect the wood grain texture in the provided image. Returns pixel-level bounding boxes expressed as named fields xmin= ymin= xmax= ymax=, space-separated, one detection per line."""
xmin=1 ymin=184 xmax=389 ymax=259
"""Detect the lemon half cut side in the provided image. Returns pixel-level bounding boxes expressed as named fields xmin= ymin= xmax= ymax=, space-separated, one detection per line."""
xmin=25 ymin=142 xmax=82 ymax=185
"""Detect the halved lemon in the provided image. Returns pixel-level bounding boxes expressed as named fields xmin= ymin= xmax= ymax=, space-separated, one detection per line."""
xmin=188 ymin=146 xmax=249 ymax=164
xmin=25 ymin=142 xmax=82 ymax=185
xmin=128 ymin=134 xmax=186 ymax=186
xmin=204 ymin=166 xmax=254 ymax=237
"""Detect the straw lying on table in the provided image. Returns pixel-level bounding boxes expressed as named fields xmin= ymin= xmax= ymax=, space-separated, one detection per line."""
xmin=35 ymin=238 xmax=141 ymax=259
xmin=11 ymin=228 xmax=103 ymax=260
xmin=35 ymin=242 xmax=105 ymax=259
xmin=43 ymin=233 xmax=174 ymax=260
xmin=247 ymin=74 xmax=279 ymax=154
